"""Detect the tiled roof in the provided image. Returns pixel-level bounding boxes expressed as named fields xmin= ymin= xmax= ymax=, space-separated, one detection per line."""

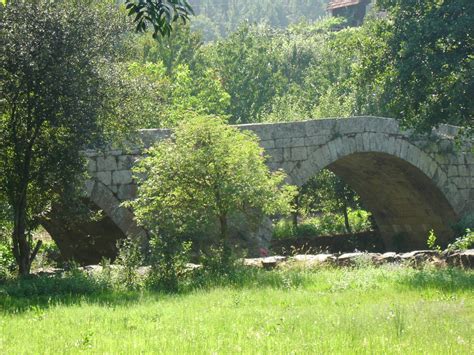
xmin=327 ymin=0 xmax=361 ymax=10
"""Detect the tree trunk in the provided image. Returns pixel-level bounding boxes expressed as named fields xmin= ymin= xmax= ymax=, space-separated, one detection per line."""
xmin=292 ymin=195 xmax=299 ymax=228
xmin=12 ymin=198 xmax=31 ymax=276
xmin=219 ymin=213 xmax=231 ymax=265
xmin=342 ymin=201 xmax=352 ymax=236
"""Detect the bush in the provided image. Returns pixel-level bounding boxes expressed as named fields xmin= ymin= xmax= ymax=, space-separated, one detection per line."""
xmin=0 ymin=240 xmax=15 ymax=281
xmin=115 ymin=237 xmax=145 ymax=290
xmin=128 ymin=115 xmax=295 ymax=276
xmin=447 ymin=229 xmax=474 ymax=252
xmin=273 ymin=209 xmax=373 ymax=239
xmin=145 ymin=234 xmax=192 ymax=292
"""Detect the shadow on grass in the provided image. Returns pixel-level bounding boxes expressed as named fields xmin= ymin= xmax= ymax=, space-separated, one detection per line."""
xmin=0 ymin=272 xmax=146 ymax=314
xmin=396 ymin=267 xmax=474 ymax=292
xmin=1 ymin=266 xmax=472 ymax=314
xmin=0 ymin=267 xmax=307 ymax=314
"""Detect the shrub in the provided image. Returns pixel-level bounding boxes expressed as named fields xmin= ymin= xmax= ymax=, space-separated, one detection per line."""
xmin=0 ymin=240 xmax=15 ymax=281
xmin=447 ymin=229 xmax=474 ymax=252
xmin=145 ymin=234 xmax=192 ymax=292
xmin=115 ymin=237 xmax=145 ymax=290
xmin=128 ymin=115 xmax=295 ymax=275
xmin=273 ymin=208 xmax=373 ymax=239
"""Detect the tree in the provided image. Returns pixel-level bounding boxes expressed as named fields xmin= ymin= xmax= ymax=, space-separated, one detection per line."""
xmin=129 ymin=115 xmax=295 ymax=265
xmin=0 ymin=0 xmax=130 ymax=275
xmin=362 ymin=0 xmax=474 ymax=130
xmin=296 ymin=170 xmax=366 ymax=235
xmin=125 ymin=0 xmax=194 ymax=38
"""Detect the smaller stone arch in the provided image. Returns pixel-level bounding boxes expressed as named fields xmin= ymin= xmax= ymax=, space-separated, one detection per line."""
xmin=42 ymin=181 xmax=144 ymax=264
xmin=87 ymin=181 xmax=144 ymax=238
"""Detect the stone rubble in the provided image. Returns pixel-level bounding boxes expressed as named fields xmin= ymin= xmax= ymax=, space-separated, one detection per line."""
xmin=31 ymin=249 xmax=473 ymax=276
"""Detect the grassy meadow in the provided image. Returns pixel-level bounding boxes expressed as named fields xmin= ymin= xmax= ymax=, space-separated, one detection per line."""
xmin=1 ymin=265 xmax=473 ymax=354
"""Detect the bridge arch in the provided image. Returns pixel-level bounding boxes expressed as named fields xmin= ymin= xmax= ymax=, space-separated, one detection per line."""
xmin=284 ymin=132 xmax=459 ymax=249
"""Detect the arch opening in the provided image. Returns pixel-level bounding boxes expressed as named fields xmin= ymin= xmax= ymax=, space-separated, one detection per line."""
xmin=42 ymin=199 xmax=126 ymax=265
xmin=324 ymin=152 xmax=457 ymax=250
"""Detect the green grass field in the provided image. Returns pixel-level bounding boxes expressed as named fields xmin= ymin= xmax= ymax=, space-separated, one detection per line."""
xmin=1 ymin=265 xmax=473 ymax=354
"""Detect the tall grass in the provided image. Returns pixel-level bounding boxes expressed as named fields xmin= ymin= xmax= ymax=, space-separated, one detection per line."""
xmin=1 ymin=265 xmax=473 ymax=354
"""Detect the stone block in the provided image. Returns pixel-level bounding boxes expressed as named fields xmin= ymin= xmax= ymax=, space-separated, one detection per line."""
xmin=354 ymin=133 xmax=364 ymax=152
xmin=87 ymin=158 xmax=97 ymax=173
xmin=117 ymin=155 xmax=137 ymax=170
xmin=242 ymin=124 xmax=273 ymax=141
xmin=399 ymin=141 xmax=409 ymax=159
xmin=283 ymin=148 xmax=292 ymax=161
xmin=96 ymin=171 xmax=112 ymax=185
xmin=448 ymin=165 xmax=458 ymax=177
xmin=117 ymin=184 xmax=138 ymax=200
xmin=274 ymin=138 xmax=292 ymax=148
xmin=305 ymin=136 xmax=328 ymax=147
xmin=361 ymin=132 xmax=371 ymax=151
xmin=291 ymin=147 xmax=307 ymax=161
xmin=457 ymin=165 xmax=469 ymax=177
xmin=112 ymin=170 xmax=133 ymax=185
xmin=266 ymin=148 xmax=284 ymax=163
xmin=97 ymin=156 xmax=117 ymax=171
xmin=327 ymin=141 xmax=338 ymax=160
xmin=291 ymin=137 xmax=305 ymax=147
xmin=259 ymin=140 xmax=275 ymax=149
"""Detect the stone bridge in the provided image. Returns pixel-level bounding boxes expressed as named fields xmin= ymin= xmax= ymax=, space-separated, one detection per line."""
xmin=43 ymin=117 xmax=474 ymax=263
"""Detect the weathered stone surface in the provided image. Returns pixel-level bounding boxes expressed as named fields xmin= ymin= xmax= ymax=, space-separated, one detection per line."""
xmin=292 ymin=254 xmax=336 ymax=265
xmin=97 ymin=156 xmax=117 ymax=171
xmin=96 ymin=171 xmax=112 ymax=186
xmin=446 ymin=249 xmax=474 ymax=268
xmin=374 ymin=252 xmax=400 ymax=264
xmin=112 ymin=170 xmax=133 ymax=185
xmin=336 ymin=252 xmax=366 ymax=266
xmin=261 ymin=256 xmax=287 ymax=269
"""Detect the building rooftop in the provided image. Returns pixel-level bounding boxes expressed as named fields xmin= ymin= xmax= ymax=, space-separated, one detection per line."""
xmin=327 ymin=0 xmax=361 ymax=10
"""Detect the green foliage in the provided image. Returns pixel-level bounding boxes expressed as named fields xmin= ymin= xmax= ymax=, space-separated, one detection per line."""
xmin=1 ymin=266 xmax=473 ymax=353
xmin=146 ymin=235 xmax=192 ymax=292
xmin=122 ymin=61 xmax=230 ymax=128
xmin=366 ymin=0 xmax=474 ymax=130
xmin=447 ymin=229 xmax=474 ymax=252
xmin=127 ymin=23 xmax=202 ymax=73
xmin=129 ymin=115 xmax=296 ymax=267
xmin=0 ymin=240 xmax=15 ymax=281
xmin=273 ymin=208 xmax=373 ymax=240
xmin=115 ymin=237 xmax=144 ymax=290
xmin=0 ymin=0 xmax=134 ymax=274
xmin=190 ymin=0 xmax=328 ymax=42
xmin=125 ymin=0 xmax=193 ymax=38
xmin=426 ymin=229 xmax=441 ymax=252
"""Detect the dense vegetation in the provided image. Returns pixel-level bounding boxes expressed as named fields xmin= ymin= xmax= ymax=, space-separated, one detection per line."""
xmin=1 ymin=0 xmax=473 ymax=275
xmin=0 ymin=1 xmax=473 ymax=352
xmin=190 ymin=0 xmax=329 ymax=41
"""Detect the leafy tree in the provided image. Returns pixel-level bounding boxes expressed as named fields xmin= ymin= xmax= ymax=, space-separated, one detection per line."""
xmin=362 ymin=0 xmax=474 ymax=129
xmin=128 ymin=23 xmax=203 ymax=74
xmin=125 ymin=0 xmax=193 ymax=37
xmin=0 ymin=0 xmax=131 ymax=275
xmin=296 ymin=170 xmax=368 ymax=235
xmin=190 ymin=0 xmax=328 ymax=41
xmin=207 ymin=23 xmax=288 ymax=123
xmin=129 ymin=115 xmax=295 ymax=266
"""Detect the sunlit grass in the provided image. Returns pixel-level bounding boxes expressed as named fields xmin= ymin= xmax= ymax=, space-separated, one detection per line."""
xmin=1 ymin=265 xmax=473 ymax=354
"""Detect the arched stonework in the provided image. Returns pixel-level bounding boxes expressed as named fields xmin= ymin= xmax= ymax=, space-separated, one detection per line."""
xmin=47 ymin=117 xmax=473 ymax=262
xmin=281 ymin=134 xmax=459 ymax=249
